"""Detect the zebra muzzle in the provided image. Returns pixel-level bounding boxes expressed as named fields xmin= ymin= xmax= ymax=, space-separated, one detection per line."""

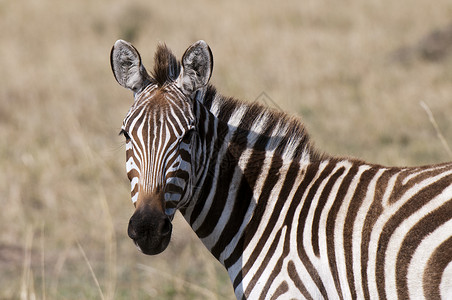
xmin=127 ymin=208 xmax=172 ymax=255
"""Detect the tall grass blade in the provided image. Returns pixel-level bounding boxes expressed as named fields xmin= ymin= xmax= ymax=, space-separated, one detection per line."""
xmin=20 ymin=227 xmax=36 ymax=300
xmin=40 ymin=223 xmax=46 ymax=300
xmin=420 ymin=101 xmax=452 ymax=159
xmin=77 ymin=241 xmax=105 ymax=300
xmin=137 ymin=263 xmax=220 ymax=299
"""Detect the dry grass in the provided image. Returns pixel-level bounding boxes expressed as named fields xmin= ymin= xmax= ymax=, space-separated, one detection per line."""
xmin=1 ymin=0 xmax=452 ymax=298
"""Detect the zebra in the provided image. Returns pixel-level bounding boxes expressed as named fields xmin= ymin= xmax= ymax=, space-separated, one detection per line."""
xmin=110 ymin=39 xmax=452 ymax=299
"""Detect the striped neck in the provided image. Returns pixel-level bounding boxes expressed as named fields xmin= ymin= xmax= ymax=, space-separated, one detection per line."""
xmin=179 ymin=86 xmax=325 ymax=263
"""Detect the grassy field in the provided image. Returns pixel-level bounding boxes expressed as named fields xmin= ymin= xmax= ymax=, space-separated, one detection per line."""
xmin=1 ymin=0 xmax=452 ymax=298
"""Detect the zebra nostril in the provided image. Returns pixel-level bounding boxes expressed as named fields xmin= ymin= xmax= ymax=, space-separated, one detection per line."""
xmin=160 ymin=218 xmax=172 ymax=236
xmin=128 ymin=219 xmax=138 ymax=240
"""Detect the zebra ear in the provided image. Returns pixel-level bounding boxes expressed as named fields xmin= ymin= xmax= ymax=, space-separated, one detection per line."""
xmin=111 ymin=40 xmax=151 ymax=94
xmin=176 ymin=40 xmax=213 ymax=97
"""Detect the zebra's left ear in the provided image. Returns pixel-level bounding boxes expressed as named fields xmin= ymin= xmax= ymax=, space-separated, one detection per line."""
xmin=176 ymin=40 xmax=213 ymax=98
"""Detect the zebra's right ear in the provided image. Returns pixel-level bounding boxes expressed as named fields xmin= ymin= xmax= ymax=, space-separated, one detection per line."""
xmin=111 ymin=40 xmax=151 ymax=94
xmin=176 ymin=40 xmax=213 ymax=98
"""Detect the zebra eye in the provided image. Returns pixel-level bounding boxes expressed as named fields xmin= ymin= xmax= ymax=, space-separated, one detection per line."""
xmin=119 ymin=129 xmax=131 ymax=141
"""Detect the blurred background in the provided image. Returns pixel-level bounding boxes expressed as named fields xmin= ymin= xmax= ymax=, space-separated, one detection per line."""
xmin=1 ymin=0 xmax=452 ymax=298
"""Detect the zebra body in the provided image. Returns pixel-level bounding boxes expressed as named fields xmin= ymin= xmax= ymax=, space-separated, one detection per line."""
xmin=111 ymin=40 xmax=452 ymax=299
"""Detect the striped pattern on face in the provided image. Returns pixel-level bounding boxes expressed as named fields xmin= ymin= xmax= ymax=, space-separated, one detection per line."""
xmin=121 ymin=83 xmax=195 ymax=214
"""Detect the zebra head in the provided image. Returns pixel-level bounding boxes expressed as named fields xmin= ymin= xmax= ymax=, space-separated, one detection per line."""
xmin=111 ymin=40 xmax=213 ymax=254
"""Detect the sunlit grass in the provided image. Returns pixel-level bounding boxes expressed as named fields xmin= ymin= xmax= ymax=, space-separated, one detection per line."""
xmin=1 ymin=0 xmax=452 ymax=298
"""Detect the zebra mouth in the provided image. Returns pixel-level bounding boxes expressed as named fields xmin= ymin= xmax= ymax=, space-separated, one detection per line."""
xmin=133 ymin=236 xmax=170 ymax=255
xmin=131 ymin=228 xmax=172 ymax=255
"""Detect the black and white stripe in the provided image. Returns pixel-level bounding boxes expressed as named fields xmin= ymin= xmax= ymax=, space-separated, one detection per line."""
xmin=111 ymin=40 xmax=452 ymax=299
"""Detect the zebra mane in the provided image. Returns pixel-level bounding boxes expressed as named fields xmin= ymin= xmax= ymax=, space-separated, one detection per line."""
xmin=150 ymin=44 xmax=324 ymax=162
xmin=151 ymin=44 xmax=181 ymax=86
xmin=202 ymin=85 xmax=326 ymax=162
